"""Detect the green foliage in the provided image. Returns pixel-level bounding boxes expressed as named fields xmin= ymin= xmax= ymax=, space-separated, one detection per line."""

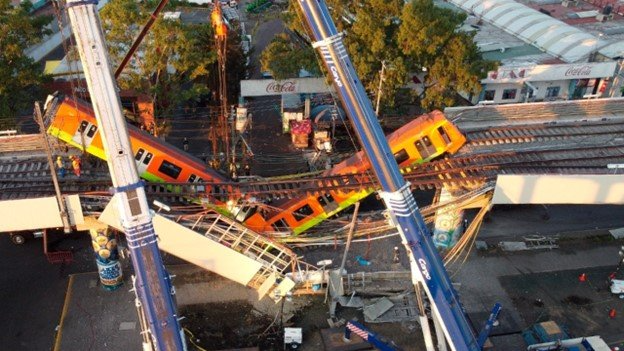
xmin=286 ymin=0 xmax=496 ymax=110
xmin=260 ymin=33 xmax=320 ymax=80
xmin=246 ymin=0 xmax=270 ymax=13
xmin=101 ymin=0 xmax=234 ymax=119
xmin=0 ymin=0 xmax=52 ymax=128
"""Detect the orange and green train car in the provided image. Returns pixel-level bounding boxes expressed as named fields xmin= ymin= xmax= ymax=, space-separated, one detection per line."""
xmin=45 ymin=96 xmax=228 ymax=195
xmin=241 ymin=110 xmax=466 ymax=235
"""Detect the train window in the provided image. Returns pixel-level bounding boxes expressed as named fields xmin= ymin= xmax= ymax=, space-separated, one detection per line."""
xmin=293 ymin=204 xmax=314 ymax=219
xmin=78 ymin=120 xmax=88 ymax=133
xmin=158 ymin=160 xmax=182 ymax=179
xmin=438 ymin=127 xmax=451 ymax=144
xmin=393 ymin=149 xmax=409 ymax=165
xmin=143 ymin=153 xmax=153 ymax=165
xmin=188 ymin=174 xmax=197 ymax=182
xmin=236 ymin=206 xmax=258 ymax=222
xmin=196 ymin=178 xmax=205 ymax=191
xmin=135 ymin=148 xmax=145 ymax=161
xmin=317 ymin=194 xmax=335 ymax=206
xmin=86 ymin=125 xmax=98 ymax=138
xmin=272 ymin=218 xmax=289 ymax=230
xmin=423 ymin=136 xmax=432 ymax=146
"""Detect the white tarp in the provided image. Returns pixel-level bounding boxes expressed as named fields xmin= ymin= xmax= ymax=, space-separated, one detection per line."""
xmin=99 ymin=197 xmax=264 ymax=286
xmin=493 ymin=174 xmax=624 ymax=204
xmin=240 ymin=78 xmax=331 ymax=96
xmin=0 ymin=195 xmax=84 ymax=232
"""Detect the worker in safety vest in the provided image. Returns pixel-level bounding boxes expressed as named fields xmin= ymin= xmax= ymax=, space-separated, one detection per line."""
xmin=71 ymin=155 xmax=81 ymax=177
xmin=56 ymin=156 xmax=66 ymax=178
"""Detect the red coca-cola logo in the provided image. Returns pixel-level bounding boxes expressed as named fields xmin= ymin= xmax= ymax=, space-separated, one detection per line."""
xmin=266 ymin=81 xmax=297 ymax=93
xmin=565 ymin=66 xmax=592 ymax=77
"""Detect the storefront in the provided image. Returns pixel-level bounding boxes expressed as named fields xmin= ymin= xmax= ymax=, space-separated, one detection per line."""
xmin=479 ymin=61 xmax=617 ymax=104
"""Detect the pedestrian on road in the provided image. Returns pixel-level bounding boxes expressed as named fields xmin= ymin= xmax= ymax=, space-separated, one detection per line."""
xmin=56 ymin=156 xmax=66 ymax=178
xmin=71 ymin=155 xmax=81 ymax=177
xmin=183 ymin=137 xmax=189 ymax=152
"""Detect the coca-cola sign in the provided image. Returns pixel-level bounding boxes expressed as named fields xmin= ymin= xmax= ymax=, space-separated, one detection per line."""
xmin=241 ymin=78 xmax=330 ymax=96
xmin=265 ymin=81 xmax=297 ymax=93
xmin=482 ymin=62 xmax=616 ymax=84
xmin=565 ymin=66 xmax=592 ymax=77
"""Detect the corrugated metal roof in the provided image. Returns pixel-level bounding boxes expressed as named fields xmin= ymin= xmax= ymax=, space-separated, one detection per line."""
xmin=447 ymin=0 xmax=605 ymax=62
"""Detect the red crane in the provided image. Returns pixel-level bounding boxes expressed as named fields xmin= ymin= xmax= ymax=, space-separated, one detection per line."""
xmin=210 ymin=3 xmax=230 ymax=170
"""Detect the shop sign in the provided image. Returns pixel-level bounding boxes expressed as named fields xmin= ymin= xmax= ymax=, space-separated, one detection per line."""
xmin=241 ymin=78 xmax=331 ymax=96
xmin=483 ymin=61 xmax=617 ymax=83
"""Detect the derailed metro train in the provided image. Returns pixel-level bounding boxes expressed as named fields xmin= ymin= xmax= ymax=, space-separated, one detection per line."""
xmin=45 ymin=95 xmax=466 ymax=235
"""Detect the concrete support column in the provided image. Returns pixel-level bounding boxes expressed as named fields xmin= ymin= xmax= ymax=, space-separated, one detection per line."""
xmin=433 ymin=187 xmax=465 ymax=249
xmin=90 ymin=228 xmax=123 ymax=290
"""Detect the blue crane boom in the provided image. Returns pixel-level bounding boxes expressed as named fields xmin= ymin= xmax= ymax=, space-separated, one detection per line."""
xmin=344 ymin=320 xmax=402 ymax=351
xmin=65 ymin=0 xmax=186 ymax=349
xmin=295 ymin=1 xmax=479 ymax=349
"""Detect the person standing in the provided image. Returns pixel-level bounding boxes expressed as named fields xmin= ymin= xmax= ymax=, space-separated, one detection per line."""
xmin=71 ymin=155 xmax=81 ymax=177
xmin=56 ymin=156 xmax=66 ymax=178
xmin=183 ymin=137 xmax=189 ymax=152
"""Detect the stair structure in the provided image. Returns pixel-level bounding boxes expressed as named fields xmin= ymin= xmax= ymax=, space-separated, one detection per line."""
xmin=99 ymin=197 xmax=317 ymax=301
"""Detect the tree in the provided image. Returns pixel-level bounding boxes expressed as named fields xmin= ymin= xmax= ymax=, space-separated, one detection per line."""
xmin=280 ymin=0 xmax=495 ymax=111
xmin=397 ymin=0 xmax=496 ymax=108
xmin=260 ymin=33 xmax=320 ymax=80
xmin=0 ymin=0 xmax=52 ymax=128
xmin=100 ymin=0 xmax=248 ymax=132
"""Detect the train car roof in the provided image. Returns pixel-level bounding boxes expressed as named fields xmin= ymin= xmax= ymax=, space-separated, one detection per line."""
xmin=62 ymin=96 xmax=227 ymax=182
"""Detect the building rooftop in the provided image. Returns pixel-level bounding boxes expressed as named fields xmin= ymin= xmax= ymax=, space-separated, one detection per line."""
xmin=445 ymin=0 xmax=624 ymax=62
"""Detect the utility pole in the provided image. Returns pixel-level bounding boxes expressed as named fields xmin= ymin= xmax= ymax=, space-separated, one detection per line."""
xmin=34 ymin=102 xmax=72 ymax=234
xmin=375 ymin=61 xmax=386 ymax=116
xmin=210 ymin=4 xmax=230 ymax=169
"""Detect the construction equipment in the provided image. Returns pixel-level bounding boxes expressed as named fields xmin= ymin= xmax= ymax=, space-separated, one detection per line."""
xmin=295 ymin=1 xmax=490 ymax=349
xmin=65 ymin=0 xmax=186 ymax=349
xmin=344 ymin=320 xmax=402 ymax=351
xmin=608 ymin=245 xmax=624 ymax=297
xmin=210 ymin=3 xmax=231 ymax=168
xmin=524 ymin=321 xmax=611 ymax=351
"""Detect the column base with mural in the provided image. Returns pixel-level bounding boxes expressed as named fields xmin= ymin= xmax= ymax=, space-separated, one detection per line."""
xmin=90 ymin=228 xmax=124 ymax=291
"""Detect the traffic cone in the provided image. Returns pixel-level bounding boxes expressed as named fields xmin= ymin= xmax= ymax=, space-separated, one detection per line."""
xmin=609 ymin=308 xmax=617 ymax=319
xmin=579 ymin=273 xmax=587 ymax=282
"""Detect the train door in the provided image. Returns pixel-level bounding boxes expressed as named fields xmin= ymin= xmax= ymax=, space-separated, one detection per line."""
xmin=72 ymin=120 xmax=98 ymax=149
xmin=317 ymin=193 xmax=338 ymax=213
xmin=414 ymin=136 xmax=437 ymax=159
xmin=134 ymin=148 xmax=154 ymax=175
xmin=187 ymin=174 xmax=205 ymax=192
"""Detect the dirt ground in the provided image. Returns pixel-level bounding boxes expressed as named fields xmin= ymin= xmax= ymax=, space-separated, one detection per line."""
xmin=180 ymin=293 xmax=425 ymax=351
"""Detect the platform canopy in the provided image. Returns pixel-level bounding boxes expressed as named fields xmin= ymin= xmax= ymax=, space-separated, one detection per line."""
xmin=448 ymin=0 xmax=606 ymax=62
xmin=492 ymin=174 xmax=624 ymax=204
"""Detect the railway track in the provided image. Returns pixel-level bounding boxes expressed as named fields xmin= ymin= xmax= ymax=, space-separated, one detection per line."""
xmin=464 ymin=119 xmax=624 ymax=146
xmin=3 ymin=120 xmax=624 ymax=200
xmin=3 ymin=145 xmax=623 ymax=201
